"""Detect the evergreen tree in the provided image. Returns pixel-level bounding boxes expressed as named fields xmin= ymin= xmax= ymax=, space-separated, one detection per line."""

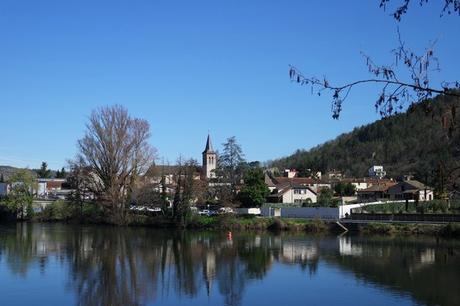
xmin=217 ymin=136 xmax=246 ymax=196
xmin=55 ymin=167 xmax=67 ymax=178
xmin=238 ymin=168 xmax=270 ymax=207
xmin=36 ymin=162 xmax=51 ymax=178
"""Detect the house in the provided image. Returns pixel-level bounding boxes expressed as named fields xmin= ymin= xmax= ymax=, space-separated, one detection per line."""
xmin=357 ymin=181 xmax=396 ymax=202
xmin=337 ymin=178 xmax=369 ymax=191
xmin=36 ymin=178 xmax=67 ymax=197
xmin=339 ymin=177 xmax=393 ymax=192
xmin=269 ymin=176 xmax=331 ymax=193
xmin=387 ymin=180 xmax=434 ymax=202
xmin=283 ymin=169 xmax=297 ymax=178
xmin=325 ymin=170 xmax=342 ymax=180
xmin=368 ymin=165 xmax=386 ymax=179
xmin=267 ymin=183 xmax=317 ymax=204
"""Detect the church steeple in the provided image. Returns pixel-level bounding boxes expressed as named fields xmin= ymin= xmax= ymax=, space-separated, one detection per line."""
xmin=203 ymin=134 xmax=214 ymax=154
xmin=202 ymin=134 xmax=217 ymax=179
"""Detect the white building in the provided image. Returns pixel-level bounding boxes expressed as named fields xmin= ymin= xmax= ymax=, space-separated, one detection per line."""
xmin=368 ymin=165 xmax=386 ymax=179
xmin=283 ymin=169 xmax=297 ymax=178
xmin=268 ymin=184 xmax=317 ymax=204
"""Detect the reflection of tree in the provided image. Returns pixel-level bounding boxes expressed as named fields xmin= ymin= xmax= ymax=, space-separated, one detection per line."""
xmin=238 ymin=235 xmax=272 ymax=279
xmin=216 ymin=246 xmax=246 ymax=306
xmin=329 ymin=237 xmax=460 ymax=306
xmin=168 ymin=231 xmax=200 ymax=297
xmin=1 ymin=225 xmax=459 ymax=306
xmin=66 ymin=227 xmax=159 ymax=306
xmin=0 ymin=223 xmax=35 ymax=277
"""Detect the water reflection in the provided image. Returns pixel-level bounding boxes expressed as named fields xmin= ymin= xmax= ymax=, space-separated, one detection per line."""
xmin=0 ymin=223 xmax=459 ymax=306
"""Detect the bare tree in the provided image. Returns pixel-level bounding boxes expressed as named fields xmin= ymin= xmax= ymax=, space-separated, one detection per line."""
xmin=67 ymin=156 xmax=95 ymax=220
xmin=379 ymin=0 xmax=460 ymax=21
xmin=77 ymin=105 xmax=156 ymax=224
xmin=172 ymin=158 xmax=200 ymax=224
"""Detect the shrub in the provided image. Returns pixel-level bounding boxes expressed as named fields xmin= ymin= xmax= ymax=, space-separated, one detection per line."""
xmin=304 ymin=219 xmax=328 ymax=233
xmin=440 ymin=223 xmax=460 ymax=238
xmin=361 ymin=223 xmax=397 ymax=235
xmin=268 ymin=218 xmax=286 ymax=231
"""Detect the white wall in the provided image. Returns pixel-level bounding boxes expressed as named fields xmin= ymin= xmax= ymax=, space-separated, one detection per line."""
xmin=236 ymin=208 xmax=261 ymax=215
xmin=280 ymin=207 xmax=339 ymax=220
xmin=261 ymin=200 xmax=414 ymax=220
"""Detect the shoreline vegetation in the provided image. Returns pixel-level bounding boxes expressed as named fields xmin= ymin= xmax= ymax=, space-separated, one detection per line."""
xmin=16 ymin=200 xmax=459 ymax=238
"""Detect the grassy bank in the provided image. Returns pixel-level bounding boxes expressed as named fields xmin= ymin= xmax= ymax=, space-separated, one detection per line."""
xmin=356 ymin=222 xmax=460 ymax=238
xmin=29 ymin=202 xmax=460 ymax=238
xmin=129 ymin=214 xmax=332 ymax=233
xmin=187 ymin=215 xmax=331 ymax=232
xmin=33 ymin=204 xmax=332 ymax=233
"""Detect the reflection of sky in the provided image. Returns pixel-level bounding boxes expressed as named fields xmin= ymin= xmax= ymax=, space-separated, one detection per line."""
xmin=0 ymin=257 xmax=75 ymax=306
xmin=241 ymin=264 xmax=417 ymax=306
xmin=0 ymin=257 xmax=420 ymax=306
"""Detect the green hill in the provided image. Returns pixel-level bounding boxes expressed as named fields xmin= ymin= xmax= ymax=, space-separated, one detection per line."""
xmin=270 ymin=93 xmax=460 ymax=181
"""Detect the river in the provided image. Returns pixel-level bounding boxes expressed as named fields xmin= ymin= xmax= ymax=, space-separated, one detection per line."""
xmin=0 ymin=223 xmax=459 ymax=306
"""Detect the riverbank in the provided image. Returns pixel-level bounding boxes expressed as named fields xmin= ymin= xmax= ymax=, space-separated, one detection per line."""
xmin=28 ymin=208 xmax=460 ymax=238
xmin=2 ymin=200 xmax=453 ymax=237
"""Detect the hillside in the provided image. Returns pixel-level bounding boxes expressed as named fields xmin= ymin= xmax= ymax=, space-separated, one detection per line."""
xmin=270 ymin=93 xmax=460 ymax=181
xmin=0 ymin=166 xmax=42 ymax=181
xmin=0 ymin=166 xmax=22 ymax=181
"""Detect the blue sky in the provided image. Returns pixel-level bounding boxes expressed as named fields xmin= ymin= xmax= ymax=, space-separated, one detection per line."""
xmin=1 ymin=0 xmax=459 ymax=169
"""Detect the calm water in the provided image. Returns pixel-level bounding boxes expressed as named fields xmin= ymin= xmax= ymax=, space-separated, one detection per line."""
xmin=0 ymin=224 xmax=459 ymax=306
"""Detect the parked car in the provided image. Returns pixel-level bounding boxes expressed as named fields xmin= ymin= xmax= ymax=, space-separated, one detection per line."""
xmin=218 ymin=207 xmax=235 ymax=214
xmin=198 ymin=209 xmax=210 ymax=216
xmin=198 ymin=209 xmax=218 ymax=216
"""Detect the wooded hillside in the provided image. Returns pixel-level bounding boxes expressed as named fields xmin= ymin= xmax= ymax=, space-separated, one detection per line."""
xmin=270 ymin=93 xmax=460 ymax=181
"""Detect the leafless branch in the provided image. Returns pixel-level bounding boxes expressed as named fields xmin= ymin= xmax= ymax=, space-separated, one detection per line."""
xmin=379 ymin=0 xmax=460 ymax=21
xmin=289 ymin=30 xmax=460 ymax=119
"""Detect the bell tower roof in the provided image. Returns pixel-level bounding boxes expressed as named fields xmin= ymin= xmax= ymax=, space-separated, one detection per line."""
xmin=202 ymin=134 xmax=215 ymax=154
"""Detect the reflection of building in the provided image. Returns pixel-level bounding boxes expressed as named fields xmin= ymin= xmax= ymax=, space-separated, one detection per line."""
xmin=420 ymin=249 xmax=435 ymax=264
xmin=203 ymin=251 xmax=216 ymax=296
xmin=281 ymin=242 xmax=318 ymax=263
xmin=339 ymin=236 xmax=363 ymax=256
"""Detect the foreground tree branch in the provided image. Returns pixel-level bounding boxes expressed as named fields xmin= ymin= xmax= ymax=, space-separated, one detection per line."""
xmin=289 ymin=29 xmax=460 ymax=119
xmin=379 ymin=0 xmax=460 ymax=21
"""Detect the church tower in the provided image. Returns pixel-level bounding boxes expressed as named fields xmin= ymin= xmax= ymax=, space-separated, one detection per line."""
xmin=202 ymin=134 xmax=217 ymax=179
